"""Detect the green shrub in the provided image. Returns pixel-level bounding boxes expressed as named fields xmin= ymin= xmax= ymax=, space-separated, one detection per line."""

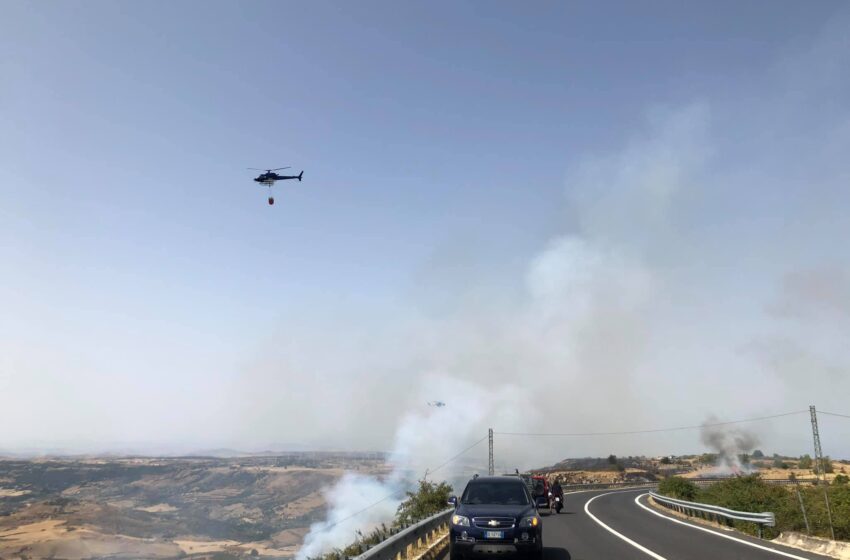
xmin=658 ymin=476 xmax=698 ymax=501
xmin=697 ymin=476 xmax=794 ymax=538
xmin=834 ymin=474 xmax=849 ymax=485
xmin=395 ymin=480 xmax=453 ymax=526
xmin=685 ymin=476 xmax=850 ymax=541
xmin=826 ymin=485 xmax=850 ymax=540
xmin=799 ymin=485 xmax=850 ymax=540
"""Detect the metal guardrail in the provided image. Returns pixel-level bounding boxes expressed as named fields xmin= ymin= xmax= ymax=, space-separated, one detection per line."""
xmin=559 ymin=477 xmax=812 ymax=491
xmin=649 ymin=491 xmax=775 ymax=537
xmin=689 ymin=477 xmax=817 ymax=487
xmin=352 ymin=508 xmax=453 ymax=560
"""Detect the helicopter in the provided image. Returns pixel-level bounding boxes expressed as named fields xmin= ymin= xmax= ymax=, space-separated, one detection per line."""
xmin=427 ymin=401 xmax=446 ymax=408
xmin=248 ymin=167 xmax=304 ymax=205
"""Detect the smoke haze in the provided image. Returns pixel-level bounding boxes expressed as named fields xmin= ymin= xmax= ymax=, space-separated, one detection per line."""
xmin=2 ymin=7 xmax=850 ymax=464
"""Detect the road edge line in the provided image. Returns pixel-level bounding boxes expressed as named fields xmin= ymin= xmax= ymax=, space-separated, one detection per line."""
xmin=584 ymin=492 xmax=668 ymax=560
xmin=633 ymin=493 xmax=814 ymax=560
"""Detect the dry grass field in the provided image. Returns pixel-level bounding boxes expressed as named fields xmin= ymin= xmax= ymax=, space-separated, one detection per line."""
xmin=0 ymin=454 xmax=388 ymax=559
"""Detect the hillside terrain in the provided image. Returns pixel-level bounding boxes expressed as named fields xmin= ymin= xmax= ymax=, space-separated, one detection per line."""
xmin=0 ymin=454 xmax=388 ymax=560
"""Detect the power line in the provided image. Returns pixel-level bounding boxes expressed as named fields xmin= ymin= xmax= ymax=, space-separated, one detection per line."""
xmin=428 ymin=435 xmax=488 ymax=476
xmin=820 ymin=411 xmax=850 ymax=420
xmin=494 ymin=410 xmax=808 ymax=437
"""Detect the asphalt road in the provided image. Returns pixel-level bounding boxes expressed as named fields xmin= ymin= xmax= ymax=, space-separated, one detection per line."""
xmin=446 ymin=488 xmax=835 ymax=560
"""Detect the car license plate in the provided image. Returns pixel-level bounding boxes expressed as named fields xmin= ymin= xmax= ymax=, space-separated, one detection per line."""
xmin=485 ymin=531 xmax=503 ymax=539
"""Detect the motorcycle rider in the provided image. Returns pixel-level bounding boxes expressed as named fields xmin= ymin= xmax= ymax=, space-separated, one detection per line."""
xmin=551 ymin=478 xmax=564 ymax=511
xmin=552 ymin=478 xmax=563 ymax=498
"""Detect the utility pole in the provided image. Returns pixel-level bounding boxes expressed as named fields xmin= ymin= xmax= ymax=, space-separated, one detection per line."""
xmin=810 ymin=405 xmax=825 ymax=482
xmin=488 ymin=428 xmax=494 ymax=476
xmin=810 ymin=405 xmax=836 ymax=540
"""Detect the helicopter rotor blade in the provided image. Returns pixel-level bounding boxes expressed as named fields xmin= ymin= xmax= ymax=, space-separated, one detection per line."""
xmin=247 ymin=168 xmax=267 ymax=171
xmin=269 ymin=167 xmax=291 ymax=171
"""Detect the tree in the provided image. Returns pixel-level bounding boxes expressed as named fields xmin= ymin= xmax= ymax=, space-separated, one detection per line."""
xmin=395 ymin=480 xmax=453 ymax=526
xmin=699 ymin=453 xmax=718 ymax=465
xmin=799 ymin=455 xmax=813 ymax=469
xmin=608 ymin=454 xmax=618 ymax=465
xmin=773 ymin=456 xmax=788 ymax=469
xmin=660 ymin=456 xmax=672 ymax=465
xmin=752 ymin=450 xmax=765 ymax=459
xmin=820 ymin=456 xmax=834 ymax=474
xmin=834 ymin=474 xmax=849 ymax=485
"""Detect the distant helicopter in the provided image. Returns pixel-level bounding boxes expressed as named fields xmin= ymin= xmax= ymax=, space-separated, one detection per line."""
xmin=248 ymin=167 xmax=304 ymax=205
xmin=427 ymin=401 xmax=446 ymax=408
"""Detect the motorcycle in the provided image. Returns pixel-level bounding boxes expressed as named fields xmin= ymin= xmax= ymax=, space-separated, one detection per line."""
xmin=546 ymin=491 xmax=560 ymax=515
xmin=553 ymin=494 xmax=562 ymax=514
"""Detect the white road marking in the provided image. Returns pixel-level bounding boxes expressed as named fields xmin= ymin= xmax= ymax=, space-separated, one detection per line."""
xmin=584 ymin=492 xmax=669 ymax=560
xmin=634 ymin=493 xmax=815 ymax=560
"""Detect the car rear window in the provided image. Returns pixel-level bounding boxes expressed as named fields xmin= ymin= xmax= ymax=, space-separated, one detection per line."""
xmin=461 ymin=482 xmax=529 ymax=505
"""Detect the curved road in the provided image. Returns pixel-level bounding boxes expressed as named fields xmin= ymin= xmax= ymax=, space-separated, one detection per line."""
xmin=447 ymin=489 xmax=834 ymax=560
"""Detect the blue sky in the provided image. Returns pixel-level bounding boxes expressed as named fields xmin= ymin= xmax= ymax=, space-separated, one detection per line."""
xmin=2 ymin=1 xmax=850 ymax=460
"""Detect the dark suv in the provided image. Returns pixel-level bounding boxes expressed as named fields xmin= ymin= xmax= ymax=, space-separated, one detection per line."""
xmin=449 ymin=476 xmax=542 ymax=560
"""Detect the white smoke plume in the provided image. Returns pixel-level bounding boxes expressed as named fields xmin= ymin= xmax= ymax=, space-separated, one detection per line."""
xmin=296 ymin=473 xmax=402 ymax=560
xmin=297 ymin=374 xmax=536 ymax=559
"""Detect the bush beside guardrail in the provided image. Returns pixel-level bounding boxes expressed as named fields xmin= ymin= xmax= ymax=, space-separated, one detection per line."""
xmin=352 ymin=509 xmax=452 ymax=560
xmin=313 ymin=481 xmax=454 ymax=560
xmin=656 ymin=475 xmax=850 ymax=541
